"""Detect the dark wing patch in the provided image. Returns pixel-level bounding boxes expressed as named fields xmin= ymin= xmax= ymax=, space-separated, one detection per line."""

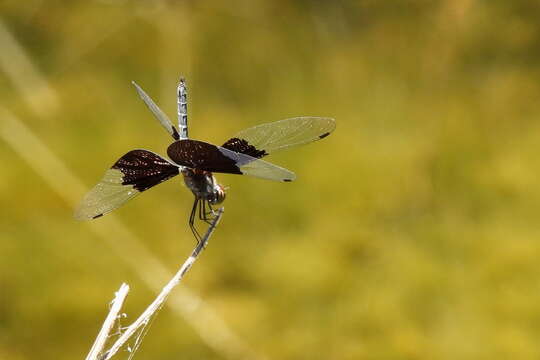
xmin=167 ymin=139 xmax=295 ymax=182
xmin=112 ymin=150 xmax=180 ymax=191
xmin=168 ymin=140 xmax=242 ymax=174
xmin=222 ymin=137 xmax=268 ymax=159
xmin=74 ymin=150 xmax=179 ymax=220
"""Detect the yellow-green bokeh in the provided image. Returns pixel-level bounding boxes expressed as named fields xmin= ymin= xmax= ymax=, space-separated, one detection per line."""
xmin=2 ymin=1 xmax=540 ymax=359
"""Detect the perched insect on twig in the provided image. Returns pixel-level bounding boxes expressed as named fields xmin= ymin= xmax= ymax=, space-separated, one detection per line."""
xmin=74 ymin=78 xmax=335 ymax=241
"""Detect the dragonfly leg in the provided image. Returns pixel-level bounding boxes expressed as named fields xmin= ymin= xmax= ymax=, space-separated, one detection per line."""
xmin=189 ymin=198 xmax=202 ymax=243
xmin=199 ymin=200 xmax=215 ymax=225
xmin=205 ymin=202 xmax=218 ymax=217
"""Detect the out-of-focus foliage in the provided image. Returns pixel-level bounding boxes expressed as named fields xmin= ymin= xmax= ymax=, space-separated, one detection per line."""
xmin=2 ymin=1 xmax=540 ymax=359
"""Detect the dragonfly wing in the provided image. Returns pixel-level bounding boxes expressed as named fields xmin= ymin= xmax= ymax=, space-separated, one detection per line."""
xmin=237 ymin=155 xmax=296 ymax=182
xmin=167 ymin=139 xmax=295 ymax=182
xmin=74 ymin=149 xmax=180 ymax=220
xmin=222 ymin=117 xmax=335 ymax=157
xmin=132 ymin=81 xmax=180 ymax=140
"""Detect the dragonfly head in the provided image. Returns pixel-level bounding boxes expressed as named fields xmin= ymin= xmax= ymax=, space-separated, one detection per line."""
xmin=209 ymin=183 xmax=226 ymax=205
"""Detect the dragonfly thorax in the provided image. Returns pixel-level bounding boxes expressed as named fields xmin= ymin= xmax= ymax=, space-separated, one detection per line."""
xmin=182 ymin=168 xmax=226 ymax=204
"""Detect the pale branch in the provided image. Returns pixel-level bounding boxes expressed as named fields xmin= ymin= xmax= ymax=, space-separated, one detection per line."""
xmin=86 ymin=283 xmax=130 ymax=360
xmin=85 ymin=208 xmax=224 ymax=360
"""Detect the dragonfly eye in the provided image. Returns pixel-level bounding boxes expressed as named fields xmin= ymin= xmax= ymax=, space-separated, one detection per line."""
xmin=209 ymin=184 xmax=226 ymax=205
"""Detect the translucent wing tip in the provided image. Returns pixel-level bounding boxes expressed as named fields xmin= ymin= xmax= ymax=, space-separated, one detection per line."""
xmin=73 ymin=200 xmax=105 ymax=221
xmin=239 ymin=157 xmax=297 ymax=182
xmin=310 ymin=116 xmax=336 ymax=131
xmin=73 ymin=208 xmax=102 ymax=221
xmin=283 ymin=173 xmax=296 ymax=182
xmin=73 ymin=209 xmax=88 ymax=221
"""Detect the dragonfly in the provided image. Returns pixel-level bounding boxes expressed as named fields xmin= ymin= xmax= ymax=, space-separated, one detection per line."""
xmin=74 ymin=79 xmax=335 ymax=241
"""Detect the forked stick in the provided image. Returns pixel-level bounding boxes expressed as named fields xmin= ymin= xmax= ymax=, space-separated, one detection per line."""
xmin=85 ymin=284 xmax=130 ymax=360
xmin=86 ymin=208 xmax=224 ymax=360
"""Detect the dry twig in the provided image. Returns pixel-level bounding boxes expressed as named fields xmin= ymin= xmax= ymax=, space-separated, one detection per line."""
xmin=86 ymin=208 xmax=224 ymax=360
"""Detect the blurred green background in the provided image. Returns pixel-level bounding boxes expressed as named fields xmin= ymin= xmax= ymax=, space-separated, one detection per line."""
xmin=2 ymin=0 xmax=540 ymax=359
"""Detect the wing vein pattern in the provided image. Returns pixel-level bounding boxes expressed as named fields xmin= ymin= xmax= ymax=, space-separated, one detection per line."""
xmin=75 ymin=149 xmax=179 ymax=220
xmin=222 ymin=117 xmax=335 ymax=158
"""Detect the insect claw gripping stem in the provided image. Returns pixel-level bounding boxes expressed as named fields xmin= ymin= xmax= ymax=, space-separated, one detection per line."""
xmin=200 ymin=200 xmax=216 ymax=225
xmin=206 ymin=203 xmax=218 ymax=218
